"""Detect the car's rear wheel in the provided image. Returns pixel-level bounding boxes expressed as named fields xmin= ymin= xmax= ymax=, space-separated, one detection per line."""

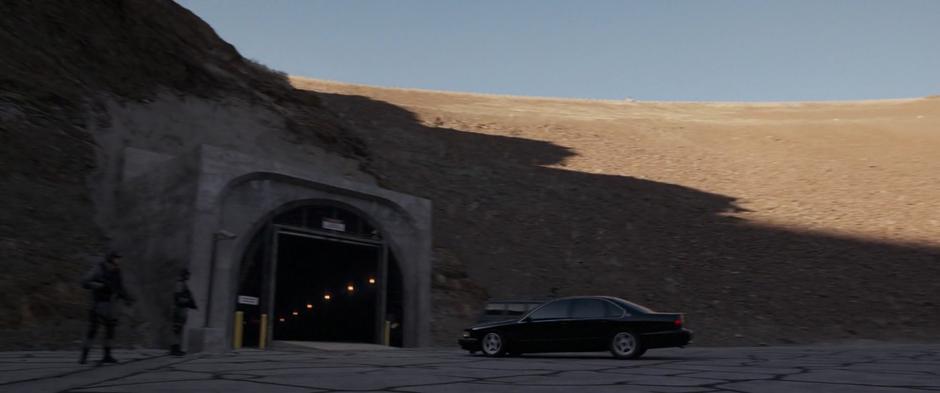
xmin=481 ymin=332 xmax=506 ymax=357
xmin=610 ymin=331 xmax=643 ymax=359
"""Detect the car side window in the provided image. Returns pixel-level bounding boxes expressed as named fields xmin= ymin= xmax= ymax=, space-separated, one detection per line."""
xmin=528 ymin=300 xmax=571 ymax=320
xmin=570 ymin=299 xmax=609 ymax=319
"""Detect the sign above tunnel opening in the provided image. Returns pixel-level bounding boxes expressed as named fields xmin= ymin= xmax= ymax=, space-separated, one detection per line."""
xmin=322 ymin=217 xmax=346 ymax=232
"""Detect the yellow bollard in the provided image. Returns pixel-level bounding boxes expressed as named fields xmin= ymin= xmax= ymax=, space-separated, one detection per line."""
xmin=233 ymin=311 xmax=244 ymax=349
xmin=384 ymin=320 xmax=391 ymax=346
xmin=259 ymin=314 xmax=268 ymax=350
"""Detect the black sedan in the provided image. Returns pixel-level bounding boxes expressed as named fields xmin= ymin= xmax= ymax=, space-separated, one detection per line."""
xmin=458 ymin=296 xmax=692 ymax=359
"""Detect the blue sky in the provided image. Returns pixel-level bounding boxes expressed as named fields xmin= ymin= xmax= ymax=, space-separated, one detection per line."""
xmin=177 ymin=0 xmax=940 ymax=101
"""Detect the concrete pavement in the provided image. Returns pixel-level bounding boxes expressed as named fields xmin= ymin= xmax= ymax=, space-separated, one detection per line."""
xmin=1 ymin=344 xmax=937 ymax=392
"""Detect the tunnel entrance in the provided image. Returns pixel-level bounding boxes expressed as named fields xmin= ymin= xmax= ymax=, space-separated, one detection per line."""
xmin=235 ymin=203 xmax=404 ymax=347
xmin=274 ymin=234 xmax=378 ymax=342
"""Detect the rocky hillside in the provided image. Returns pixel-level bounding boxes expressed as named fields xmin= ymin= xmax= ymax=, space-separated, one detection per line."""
xmin=294 ymin=78 xmax=940 ymax=346
xmin=0 ymin=0 xmax=365 ymax=349
xmin=2 ymin=0 xmax=937 ymax=349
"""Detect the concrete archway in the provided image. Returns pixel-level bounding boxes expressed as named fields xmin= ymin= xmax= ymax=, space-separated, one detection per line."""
xmin=178 ymin=146 xmax=431 ymax=352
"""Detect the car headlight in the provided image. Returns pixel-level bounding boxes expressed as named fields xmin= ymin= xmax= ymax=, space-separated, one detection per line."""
xmin=462 ymin=331 xmax=471 ymax=338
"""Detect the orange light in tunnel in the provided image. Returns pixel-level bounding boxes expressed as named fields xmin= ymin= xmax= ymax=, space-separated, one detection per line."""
xmin=323 ymin=293 xmax=332 ymax=300
xmin=368 ymin=277 xmax=376 ymax=285
xmin=278 ymin=317 xmax=285 ymax=322
xmin=347 ymin=284 xmax=355 ymax=292
xmin=306 ymin=304 xmax=313 ymax=309
xmin=291 ymin=311 xmax=299 ymax=316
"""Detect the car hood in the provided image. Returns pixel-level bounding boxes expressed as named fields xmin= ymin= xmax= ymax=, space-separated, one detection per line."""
xmin=468 ymin=319 xmax=520 ymax=330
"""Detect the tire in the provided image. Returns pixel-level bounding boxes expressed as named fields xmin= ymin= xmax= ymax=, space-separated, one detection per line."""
xmin=481 ymin=332 xmax=506 ymax=357
xmin=609 ymin=331 xmax=644 ymax=359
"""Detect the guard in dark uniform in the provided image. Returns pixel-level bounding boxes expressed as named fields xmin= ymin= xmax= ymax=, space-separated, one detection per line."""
xmin=170 ymin=268 xmax=197 ymax=356
xmin=79 ymin=251 xmax=134 ymax=364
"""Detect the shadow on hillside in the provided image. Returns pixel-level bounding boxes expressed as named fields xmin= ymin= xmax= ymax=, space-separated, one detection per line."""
xmin=296 ymin=88 xmax=939 ymax=346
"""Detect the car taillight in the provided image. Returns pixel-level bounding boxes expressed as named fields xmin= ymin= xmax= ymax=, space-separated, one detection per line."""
xmin=674 ymin=315 xmax=684 ymax=328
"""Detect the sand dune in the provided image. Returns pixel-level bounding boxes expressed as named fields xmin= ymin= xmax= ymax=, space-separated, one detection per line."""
xmin=294 ymin=77 xmax=940 ymax=247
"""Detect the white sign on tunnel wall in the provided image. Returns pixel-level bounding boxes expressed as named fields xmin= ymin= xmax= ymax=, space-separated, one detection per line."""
xmin=322 ymin=218 xmax=346 ymax=232
xmin=237 ymin=295 xmax=259 ymax=306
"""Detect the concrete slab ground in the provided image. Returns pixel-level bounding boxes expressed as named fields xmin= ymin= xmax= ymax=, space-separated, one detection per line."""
xmin=1 ymin=344 xmax=937 ymax=392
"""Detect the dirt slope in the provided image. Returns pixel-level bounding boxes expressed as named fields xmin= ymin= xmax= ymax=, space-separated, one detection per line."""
xmin=294 ymin=78 xmax=940 ymax=346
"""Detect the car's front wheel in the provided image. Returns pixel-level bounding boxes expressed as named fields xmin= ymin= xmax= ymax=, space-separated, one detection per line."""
xmin=609 ymin=331 xmax=644 ymax=359
xmin=481 ymin=332 xmax=506 ymax=357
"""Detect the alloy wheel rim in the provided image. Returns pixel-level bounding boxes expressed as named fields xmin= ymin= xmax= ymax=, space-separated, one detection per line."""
xmin=483 ymin=333 xmax=502 ymax=354
xmin=614 ymin=332 xmax=636 ymax=355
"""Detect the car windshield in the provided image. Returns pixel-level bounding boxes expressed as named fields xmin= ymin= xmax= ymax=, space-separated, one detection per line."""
xmin=477 ymin=301 xmax=546 ymax=322
xmin=483 ymin=303 xmax=505 ymax=316
xmin=526 ymin=300 xmax=570 ymax=320
xmin=505 ymin=303 xmax=528 ymax=316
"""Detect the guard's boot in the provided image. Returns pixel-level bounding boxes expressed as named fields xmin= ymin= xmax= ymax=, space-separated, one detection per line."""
xmin=79 ymin=347 xmax=89 ymax=364
xmin=169 ymin=344 xmax=186 ymax=356
xmin=99 ymin=347 xmax=117 ymax=364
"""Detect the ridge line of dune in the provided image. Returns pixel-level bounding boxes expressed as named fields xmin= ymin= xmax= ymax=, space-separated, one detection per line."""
xmin=290 ymin=76 xmax=933 ymax=107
